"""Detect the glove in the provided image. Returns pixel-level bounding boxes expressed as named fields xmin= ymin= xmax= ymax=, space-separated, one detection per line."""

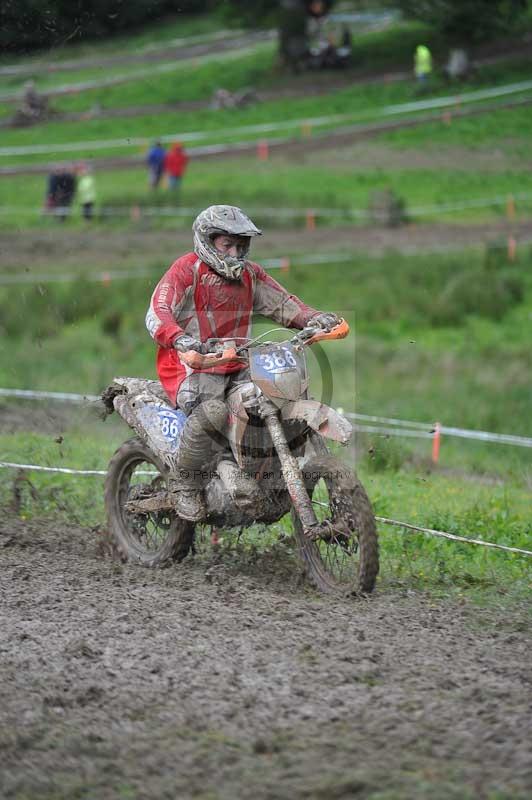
xmin=310 ymin=312 xmax=341 ymax=331
xmin=173 ymin=334 xmax=205 ymax=354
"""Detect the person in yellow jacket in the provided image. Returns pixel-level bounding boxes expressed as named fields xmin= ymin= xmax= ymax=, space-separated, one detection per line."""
xmin=77 ymin=163 xmax=96 ymax=220
xmin=414 ymin=44 xmax=432 ymax=86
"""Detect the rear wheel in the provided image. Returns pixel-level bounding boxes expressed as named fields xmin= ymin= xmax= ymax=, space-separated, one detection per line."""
xmin=104 ymin=437 xmax=194 ymax=567
xmin=292 ymin=456 xmax=379 ymax=594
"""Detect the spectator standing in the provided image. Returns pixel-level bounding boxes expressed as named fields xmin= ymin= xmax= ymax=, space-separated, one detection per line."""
xmin=414 ymin=44 xmax=433 ymax=90
xmin=146 ymin=140 xmax=166 ymax=190
xmin=164 ymin=142 xmax=188 ymax=194
xmin=78 ymin=163 xmax=96 ymax=220
xmin=45 ymin=171 xmax=58 ymax=213
xmin=46 ymin=166 xmax=76 ymax=222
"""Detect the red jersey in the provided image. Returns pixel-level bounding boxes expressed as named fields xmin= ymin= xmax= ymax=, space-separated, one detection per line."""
xmin=164 ymin=145 xmax=188 ymax=178
xmin=146 ymin=252 xmax=318 ymax=405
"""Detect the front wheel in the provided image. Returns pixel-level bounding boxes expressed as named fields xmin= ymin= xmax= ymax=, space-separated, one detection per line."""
xmin=292 ymin=456 xmax=379 ymax=594
xmin=104 ymin=437 xmax=194 ymax=567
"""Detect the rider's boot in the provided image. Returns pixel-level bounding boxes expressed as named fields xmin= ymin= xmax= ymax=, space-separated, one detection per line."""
xmin=171 ymin=399 xmax=227 ymax=522
xmin=216 ymin=459 xmax=264 ymax=515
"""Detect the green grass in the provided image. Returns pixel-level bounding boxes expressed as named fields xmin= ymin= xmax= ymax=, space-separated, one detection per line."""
xmin=2 ymin=27 xmax=532 ymax=231
xmin=370 ymin=469 xmax=531 ymax=606
xmin=2 ymin=58 xmax=532 ymax=162
xmin=1 ymin=42 xmax=275 ymax=107
xmin=380 ymin=99 xmax=532 ymax=154
xmin=1 ymin=245 xmax=531 ymax=480
xmin=1 ymin=148 xmax=532 ymax=231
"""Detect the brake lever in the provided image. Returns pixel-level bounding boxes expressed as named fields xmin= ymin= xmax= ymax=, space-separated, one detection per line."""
xmin=292 ymin=327 xmax=320 ymax=344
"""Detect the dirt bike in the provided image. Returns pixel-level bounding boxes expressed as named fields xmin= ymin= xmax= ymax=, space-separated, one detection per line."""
xmin=102 ymin=319 xmax=379 ymax=594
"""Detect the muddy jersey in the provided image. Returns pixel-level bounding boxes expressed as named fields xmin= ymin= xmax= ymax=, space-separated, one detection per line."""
xmin=146 ymin=252 xmax=318 ymax=405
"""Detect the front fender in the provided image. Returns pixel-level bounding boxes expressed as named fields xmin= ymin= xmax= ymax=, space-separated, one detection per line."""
xmin=281 ymin=400 xmax=352 ymax=444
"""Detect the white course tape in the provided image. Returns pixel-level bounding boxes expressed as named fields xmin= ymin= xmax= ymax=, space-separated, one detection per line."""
xmin=0 ymin=461 xmax=106 ymax=475
xmin=2 ymin=78 xmax=532 ymax=156
xmin=0 ymin=42 xmax=271 ymax=104
xmin=0 ymin=253 xmax=355 ymax=285
xmin=0 ymin=457 xmax=529 ymax=556
xmin=354 ymin=424 xmax=433 ymax=439
xmin=1 ymin=388 xmax=531 ymax=448
xmin=349 ymin=412 xmax=433 ymax=430
xmin=347 ymin=413 xmax=532 ymax=448
xmin=2 ymin=190 xmax=532 ymax=225
xmin=376 ymin=516 xmax=532 ymax=557
xmin=0 ymin=388 xmax=100 ymax=402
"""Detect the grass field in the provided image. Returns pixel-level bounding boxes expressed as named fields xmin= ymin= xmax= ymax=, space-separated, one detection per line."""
xmin=2 ymin=10 xmax=531 ymax=607
xmin=1 ymin=114 xmax=532 ymax=230
xmin=2 ymin=17 xmax=532 ymax=229
xmin=2 ymin=59 xmax=532 ymax=158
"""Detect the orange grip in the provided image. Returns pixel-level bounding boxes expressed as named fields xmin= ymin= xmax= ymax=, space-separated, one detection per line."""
xmin=179 ymin=347 xmax=243 ymax=369
xmin=304 ymin=318 xmax=350 ymax=346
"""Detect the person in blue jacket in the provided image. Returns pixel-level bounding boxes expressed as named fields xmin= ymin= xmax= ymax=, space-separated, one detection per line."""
xmin=146 ymin=140 xmax=166 ymax=190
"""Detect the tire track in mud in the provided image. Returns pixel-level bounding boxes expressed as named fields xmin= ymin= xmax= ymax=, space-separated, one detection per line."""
xmin=0 ymin=516 xmax=530 ymax=799
xmin=2 ymin=220 xmax=532 ymax=275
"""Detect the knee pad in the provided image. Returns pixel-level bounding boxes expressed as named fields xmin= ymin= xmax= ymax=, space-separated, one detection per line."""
xmin=196 ymin=398 xmax=227 ymax=434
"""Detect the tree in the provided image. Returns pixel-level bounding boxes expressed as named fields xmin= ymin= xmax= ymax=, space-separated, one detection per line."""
xmin=220 ymin=0 xmax=335 ymax=70
xmin=395 ymin=0 xmax=529 ymax=44
xmin=1 ymin=0 xmax=212 ymax=53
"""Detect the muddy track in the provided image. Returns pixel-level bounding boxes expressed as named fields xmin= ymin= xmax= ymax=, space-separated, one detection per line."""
xmin=0 ymin=31 xmax=275 ymax=80
xmin=0 ymin=515 xmax=530 ymax=799
xmin=2 ymin=220 xmax=531 ymax=275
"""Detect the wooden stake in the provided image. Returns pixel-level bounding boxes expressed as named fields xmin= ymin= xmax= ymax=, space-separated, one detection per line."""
xmin=257 ymin=140 xmax=269 ymax=161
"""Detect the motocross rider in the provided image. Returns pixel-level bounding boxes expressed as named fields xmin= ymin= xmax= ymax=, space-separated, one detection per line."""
xmin=146 ymin=204 xmax=339 ymax=521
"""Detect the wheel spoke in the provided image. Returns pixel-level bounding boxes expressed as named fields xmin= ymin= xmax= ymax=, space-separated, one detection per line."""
xmin=120 ymin=458 xmax=176 ymax=554
xmin=311 ymin=478 xmax=358 ymax=585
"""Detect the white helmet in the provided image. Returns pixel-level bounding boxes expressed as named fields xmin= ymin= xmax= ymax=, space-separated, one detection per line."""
xmin=192 ymin=205 xmax=262 ymax=280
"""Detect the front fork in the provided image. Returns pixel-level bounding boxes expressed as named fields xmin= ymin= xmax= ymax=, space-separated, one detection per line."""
xmin=261 ymin=402 xmax=319 ymax=537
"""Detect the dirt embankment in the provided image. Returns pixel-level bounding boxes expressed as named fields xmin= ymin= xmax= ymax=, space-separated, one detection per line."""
xmin=0 ymin=515 xmax=530 ymax=799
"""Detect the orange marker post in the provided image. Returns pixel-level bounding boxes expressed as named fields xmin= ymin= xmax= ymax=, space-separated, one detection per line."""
xmin=130 ymin=204 xmax=141 ymax=221
xmin=280 ymin=256 xmax=290 ymax=273
xmin=257 ymin=140 xmax=269 ymax=161
xmin=101 ymin=272 xmax=111 ymax=287
xmin=305 ymin=209 xmax=316 ymax=231
xmin=432 ymin=422 xmax=441 ymax=464
xmin=442 ymin=110 xmax=452 ymax=126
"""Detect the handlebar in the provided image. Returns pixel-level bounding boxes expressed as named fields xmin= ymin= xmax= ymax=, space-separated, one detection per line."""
xmin=297 ymin=318 xmax=350 ymax=345
xmin=178 ymin=319 xmax=349 ymax=370
xmin=179 ymin=346 xmax=244 ymax=370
